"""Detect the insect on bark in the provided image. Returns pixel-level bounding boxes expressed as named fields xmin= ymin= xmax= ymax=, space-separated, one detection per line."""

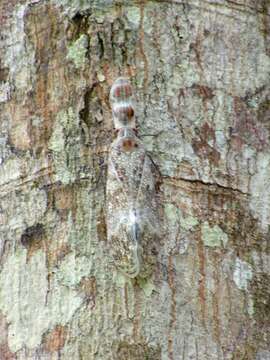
xmin=106 ymin=78 xmax=160 ymax=278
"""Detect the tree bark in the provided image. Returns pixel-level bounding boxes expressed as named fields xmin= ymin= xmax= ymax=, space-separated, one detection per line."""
xmin=0 ymin=0 xmax=270 ymax=359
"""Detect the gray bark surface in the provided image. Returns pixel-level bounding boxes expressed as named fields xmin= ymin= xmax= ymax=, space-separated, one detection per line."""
xmin=0 ymin=1 xmax=269 ymax=359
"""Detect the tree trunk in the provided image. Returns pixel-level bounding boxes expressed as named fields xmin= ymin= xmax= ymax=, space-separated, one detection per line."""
xmin=0 ymin=1 xmax=270 ymax=359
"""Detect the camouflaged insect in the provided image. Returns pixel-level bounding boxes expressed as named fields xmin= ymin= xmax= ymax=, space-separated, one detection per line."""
xmin=106 ymin=78 xmax=159 ymax=278
xmin=109 ymin=77 xmax=136 ymax=130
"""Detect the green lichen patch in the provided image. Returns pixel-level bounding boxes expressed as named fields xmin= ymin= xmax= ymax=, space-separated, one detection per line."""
xmin=164 ymin=203 xmax=181 ymax=227
xmin=57 ymin=252 xmax=93 ymax=287
xmin=48 ymin=108 xmax=81 ymax=184
xmin=180 ymin=215 xmax=199 ymax=231
xmin=137 ymin=277 xmax=156 ymax=297
xmin=125 ymin=6 xmax=140 ymax=29
xmin=201 ymin=222 xmax=228 ymax=248
xmin=67 ymin=34 xmax=89 ymax=69
xmin=48 ymin=118 xmax=65 ymax=154
xmin=113 ymin=271 xmax=133 ymax=288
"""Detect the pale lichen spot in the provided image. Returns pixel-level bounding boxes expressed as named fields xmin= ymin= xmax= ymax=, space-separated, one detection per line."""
xmin=233 ymin=257 xmax=253 ymax=291
xmin=4 ymin=4 xmax=36 ymax=91
xmin=247 ymin=295 xmax=254 ymax=317
xmin=164 ymin=203 xmax=180 ymax=227
xmin=97 ymin=72 xmax=106 ymax=82
xmin=113 ymin=271 xmax=133 ymax=288
xmin=137 ymin=277 xmax=156 ymax=297
xmin=0 ymin=157 xmax=22 ymax=187
xmin=256 ymin=350 xmax=270 ymax=360
xmin=0 ymin=83 xmax=10 ymax=103
xmin=0 ymin=249 xmax=82 ymax=352
xmin=126 ymin=6 xmax=141 ymax=29
xmin=250 ymin=153 xmax=270 ymax=233
xmin=57 ymin=252 xmax=93 ymax=287
xmin=67 ymin=34 xmax=89 ymax=69
xmin=48 ymin=108 xmax=80 ymax=184
xmin=180 ymin=215 xmax=199 ymax=231
xmin=201 ymin=222 xmax=228 ymax=248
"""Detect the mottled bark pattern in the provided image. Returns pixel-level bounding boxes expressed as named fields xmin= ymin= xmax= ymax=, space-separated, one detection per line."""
xmin=0 ymin=0 xmax=269 ymax=359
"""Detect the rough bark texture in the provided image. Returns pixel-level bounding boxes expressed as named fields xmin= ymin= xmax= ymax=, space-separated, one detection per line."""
xmin=0 ymin=0 xmax=270 ymax=359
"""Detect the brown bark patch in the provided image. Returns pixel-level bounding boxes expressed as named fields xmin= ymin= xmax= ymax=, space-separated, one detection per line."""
xmin=8 ymin=107 xmax=31 ymax=152
xmin=21 ymin=223 xmax=45 ymax=247
xmin=168 ymin=255 xmax=176 ymax=360
xmin=192 ymin=122 xmax=220 ymax=165
xmin=24 ymin=3 xmax=68 ymax=150
xmin=0 ymin=312 xmax=16 ymax=360
xmin=114 ymin=341 xmax=161 ymax=360
xmin=192 ymin=84 xmax=215 ymax=101
xmin=231 ymin=345 xmax=256 ymax=360
xmin=0 ymin=344 xmax=16 ymax=360
xmin=97 ymin=208 xmax=107 ymax=242
xmin=3 ymin=3 xmax=68 ymax=155
xmin=43 ymin=325 xmax=68 ymax=353
xmin=231 ymin=96 xmax=268 ymax=151
xmin=260 ymin=0 xmax=270 ymax=56
xmin=133 ymin=284 xmax=141 ymax=340
xmin=251 ymin=273 xmax=270 ymax=331
xmin=212 ymin=254 xmax=221 ymax=346
xmin=48 ymin=243 xmax=71 ymax=269
xmin=79 ymin=276 xmax=97 ymax=309
xmin=53 ymin=185 xmax=75 ymax=212
xmin=0 ymin=67 xmax=9 ymax=82
xmin=257 ymin=97 xmax=270 ymax=135
xmin=21 ymin=223 xmax=45 ymax=260
xmin=46 ymin=183 xmax=79 ymax=221
xmin=176 ymin=160 xmax=197 ymax=179
xmin=0 ymin=0 xmax=17 ymax=27
xmin=197 ymin=230 xmax=207 ymax=327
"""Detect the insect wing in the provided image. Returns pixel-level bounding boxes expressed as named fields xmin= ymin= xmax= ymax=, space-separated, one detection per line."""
xmin=109 ymin=144 xmax=146 ymax=205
